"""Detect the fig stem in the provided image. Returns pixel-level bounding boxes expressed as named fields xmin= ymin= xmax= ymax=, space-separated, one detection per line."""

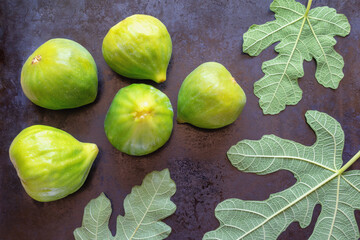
xmin=154 ymin=72 xmax=166 ymax=83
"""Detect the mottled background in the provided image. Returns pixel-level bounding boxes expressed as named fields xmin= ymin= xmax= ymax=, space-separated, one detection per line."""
xmin=1 ymin=0 xmax=360 ymax=239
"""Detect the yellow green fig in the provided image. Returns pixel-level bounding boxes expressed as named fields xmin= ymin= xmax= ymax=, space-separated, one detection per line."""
xmin=177 ymin=62 xmax=246 ymax=129
xmin=104 ymin=84 xmax=173 ymax=156
xmin=9 ymin=125 xmax=98 ymax=202
xmin=102 ymin=14 xmax=172 ymax=83
xmin=21 ymin=38 xmax=98 ymax=110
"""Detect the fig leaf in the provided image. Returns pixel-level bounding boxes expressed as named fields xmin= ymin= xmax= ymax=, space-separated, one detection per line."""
xmin=74 ymin=169 xmax=176 ymax=240
xmin=243 ymin=0 xmax=350 ymax=114
xmin=204 ymin=110 xmax=360 ymax=239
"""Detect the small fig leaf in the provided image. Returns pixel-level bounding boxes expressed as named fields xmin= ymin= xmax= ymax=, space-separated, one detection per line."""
xmin=74 ymin=169 xmax=176 ymax=240
xmin=74 ymin=193 xmax=112 ymax=240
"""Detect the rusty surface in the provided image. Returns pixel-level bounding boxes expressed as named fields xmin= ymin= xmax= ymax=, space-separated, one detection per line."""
xmin=1 ymin=0 xmax=360 ymax=239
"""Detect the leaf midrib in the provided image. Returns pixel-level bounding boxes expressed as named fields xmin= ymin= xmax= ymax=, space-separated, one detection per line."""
xmin=308 ymin=16 xmax=348 ymax=33
xmin=341 ymin=175 xmax=360 ymax=193
xmin=327 ymin=176 xmax=341 ymax=240
xmin=127 ymin=173 xmax=166 ymax=240
xmin=93 ymin=197 xmax=109 ymax=240
xmin=307 ymin=17 xmax=334 ymax=87
xmin=265 ymin=15 xmax=306 ymax=113
xmin=309 ymin=114 xmax=339 ymax=171
xmin=229 ymin=152 xmax=336 ymax=173
xmin=244 ymin=16 xmax=303 ymax=53
xmin=236 ymin=171 xmax=340 ymax=239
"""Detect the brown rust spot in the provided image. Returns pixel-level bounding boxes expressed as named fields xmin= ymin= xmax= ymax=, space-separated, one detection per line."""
xmin=31 ymin=55 xmax=41 ymax=64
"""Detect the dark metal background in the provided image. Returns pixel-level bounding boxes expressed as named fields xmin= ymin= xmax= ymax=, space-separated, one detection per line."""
xmin=1 ymin=0 xmax=360 ymax=239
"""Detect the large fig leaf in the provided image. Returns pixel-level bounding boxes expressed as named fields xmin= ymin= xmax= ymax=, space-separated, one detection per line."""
xmin=243 ymin=0 xmax=350 ymax=114
xmin=204 ymin=110 xmax=360 ymax=239
xmin=74 ymin=169 xmax=176 ymax=240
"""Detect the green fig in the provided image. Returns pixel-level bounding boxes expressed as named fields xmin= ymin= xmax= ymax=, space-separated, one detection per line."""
xmin=9 ymin=125 xmax=98 ymax=202
xmin=177 ymin=62 xmax=246 ymax=129
xmin=21 ymin=38 xmax=98 ymax=110
xmin=102 ymin=14 xmax=172 ymax=83
xmin=104 ymin=84 xmax=173 ymax=156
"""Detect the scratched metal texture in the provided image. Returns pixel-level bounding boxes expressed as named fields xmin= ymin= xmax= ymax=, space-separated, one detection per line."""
xmin=1 ymin=0 xmax=360 ymax=239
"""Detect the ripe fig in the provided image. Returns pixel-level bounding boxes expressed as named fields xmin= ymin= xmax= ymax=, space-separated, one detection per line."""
xmin=21 ymin=38 xmax=98 ymax=110
xmin=104 ymin=84 xmax=173 ymax=156
xmin=177 ymin=62 xmax=246 ymax=129
xmin=102 ymin=14 xmax=172 ymax=83
xmin=9 ymin=125 xmax=98 ymax=202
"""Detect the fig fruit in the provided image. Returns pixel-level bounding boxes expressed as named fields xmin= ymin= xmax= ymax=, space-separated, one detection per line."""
xmin=177 ymin=62 xmax=246 ymax=129
xmin=102 ymin=14 xmax=172 ymax=83
xmin=9 ymin=125 xmax=98 ymax=202
xmin=21 ymin=38 xmax=98 ymax=110
xmin=104 ymin=84 xmax=173 ymax=156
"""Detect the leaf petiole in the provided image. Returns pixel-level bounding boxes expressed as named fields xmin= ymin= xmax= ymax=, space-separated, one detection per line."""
xmin=305 ymin=0 xmax=313 ymax=17
xmin=338 ymin=150 xmax=360 ymax=174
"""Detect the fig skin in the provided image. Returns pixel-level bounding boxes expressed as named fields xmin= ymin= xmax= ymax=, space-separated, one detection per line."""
xmin=102 ymin=14 xmax=172 ymax=83
xmin=177 ymin=62 xmax=246 ymax=129
xmin=9 ymin=125 xmax=98 ymax=202
xmin=104 ymin=84 xmax=173 ymax=156
xmin=21 ymin=38 xmax=98 ymax=110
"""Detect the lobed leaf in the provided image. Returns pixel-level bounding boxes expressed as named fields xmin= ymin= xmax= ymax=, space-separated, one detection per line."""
xmin=74 ymin=169 xmax=176 ymax=240
xmin=243 ymin=0 xmax=350 ymax=114
xmin=74 ymin=193 xmax=112 ymax=240
xmin=204 ymin=111 xmax=360 ymax=239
